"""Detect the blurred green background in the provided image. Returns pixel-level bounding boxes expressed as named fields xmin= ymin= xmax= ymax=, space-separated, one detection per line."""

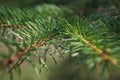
xmin=0 ymin=0 xmax=119 ymax=16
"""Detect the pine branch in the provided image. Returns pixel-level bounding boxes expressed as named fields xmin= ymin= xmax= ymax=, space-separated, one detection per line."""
xmin=0 ymin=4 xmax=120 ymax=79
xmin=0 ymin=5 xmax=67 ymax=72
xmin=80 ymin=36 xmax=117 ymax=65
xmin=4 ymin=36 xmax=50 ymax=66
xmin=64 ymin=17 xmax=120 ymax=75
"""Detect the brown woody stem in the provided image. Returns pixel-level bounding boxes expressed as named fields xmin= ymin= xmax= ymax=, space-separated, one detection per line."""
xmin=0 ymin=23 xmax=21 ymax=28
xmin=4 ymin=36 xmax=50 ymax=67
xmin=81 ymin=36 xmax=117 ymax=65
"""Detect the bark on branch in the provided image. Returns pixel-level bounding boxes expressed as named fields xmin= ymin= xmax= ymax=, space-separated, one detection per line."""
xmin=4 ymin=36 xmax=50 ymax=67
xmin=81 ymin=36 xmax=117 ymax=65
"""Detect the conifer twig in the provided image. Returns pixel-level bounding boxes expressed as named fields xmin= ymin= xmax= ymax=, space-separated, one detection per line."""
xmin=80 ymin=36 xmax=117 ymax=65
xmin=4 ymin=36 xmax=50 ymax=67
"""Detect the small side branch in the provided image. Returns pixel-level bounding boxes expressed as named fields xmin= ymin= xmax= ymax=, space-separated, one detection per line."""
xmin=4 ymin=36 xmax=50 ymax=67
xmin=80 ymin=36 xmax=117 ymax=65
xmin=0 ymin=23 xmax=21 ymax=28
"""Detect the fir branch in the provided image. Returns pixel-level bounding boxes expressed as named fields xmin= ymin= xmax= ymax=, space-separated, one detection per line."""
xmin=64 ymin=16 xmax=120 ymax=69
xmin=4 ymin=36 xmax=50 ymax=67
xmin=0 ymin=3 xmax=119 ymax=79
xmin=80 ymin=36 xmax=117 ymax=65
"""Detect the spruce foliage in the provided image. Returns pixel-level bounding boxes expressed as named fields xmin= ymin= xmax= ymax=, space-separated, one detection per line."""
xmin=0 ymin=3 xmax=120 ymax=80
